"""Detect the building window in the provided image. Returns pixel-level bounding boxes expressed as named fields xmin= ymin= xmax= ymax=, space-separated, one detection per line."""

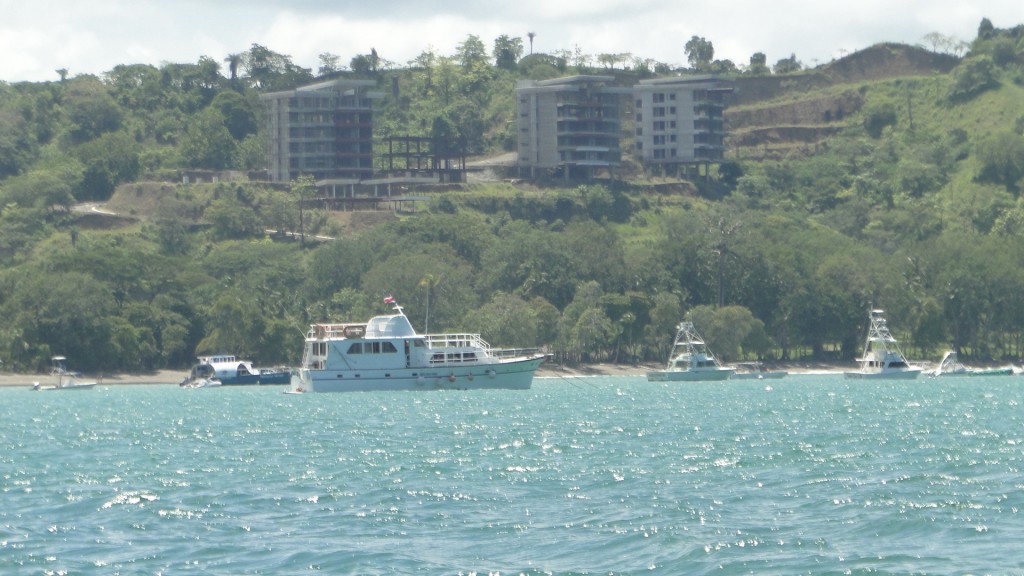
xmin=653 ymin=93 xmax=665 ymax=103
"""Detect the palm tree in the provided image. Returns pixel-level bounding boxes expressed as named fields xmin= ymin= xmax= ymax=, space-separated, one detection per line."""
xmin=224 ymin=53 xmax=242 ymax=81
xmin=528 ymin=32 xmax=535 ymax=55
xmin=291 ymin=175 xmax=316 ymax=247
xmin=419 ymin=273 xmax=443 ymax=333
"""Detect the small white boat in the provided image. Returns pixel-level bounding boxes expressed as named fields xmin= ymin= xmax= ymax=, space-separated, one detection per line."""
xmin=730 ymin=362 xmax=787 ymax=380
xmin=929 ymin=351 xmax=1014 ymax=377
xmin=180 ymin=377 xmax=223 ymax=388
xmin=32 ymin=356 xmax=97 ymax=391
xmin=646 ymin=321 xmax=735 ymax=382
xmin=844 ymin=310 xmax=922 ymax=379
xmin=289 ymin=298 xmax=548 ymax=393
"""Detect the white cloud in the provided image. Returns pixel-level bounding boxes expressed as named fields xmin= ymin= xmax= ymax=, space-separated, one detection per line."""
xmin=0 ymin=0 xmax=1021 ymax=82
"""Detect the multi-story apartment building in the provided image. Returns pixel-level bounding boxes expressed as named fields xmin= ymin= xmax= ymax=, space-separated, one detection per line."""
xmin=632 ymin=76 xmax=733 ymax=172
xmin=515 ymin=75 xmax=631 ymax=178
xmin=261 ymin=78 xmax=382 ymax=183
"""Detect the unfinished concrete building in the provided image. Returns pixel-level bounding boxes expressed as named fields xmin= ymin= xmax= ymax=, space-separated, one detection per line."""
xmin=262 ymin=79 xmax=382 ymax=183
xmin=515 ymin=75 xmax=630 ymax=179
xmin=633 ymin=76 xmax=733 ymax=175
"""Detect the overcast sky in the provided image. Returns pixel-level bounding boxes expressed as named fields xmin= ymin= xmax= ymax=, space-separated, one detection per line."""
xmin=1 ymin=0 xmax=1021 ymax=83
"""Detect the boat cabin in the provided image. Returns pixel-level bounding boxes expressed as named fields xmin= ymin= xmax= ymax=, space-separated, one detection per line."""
xmin=192 ymin=354 xmax=257 ymax=380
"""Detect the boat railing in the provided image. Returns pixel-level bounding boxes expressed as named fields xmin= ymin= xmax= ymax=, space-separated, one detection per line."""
xmin=309 ymin=323 xmax=367 ymax=339
xmin=491 ymin=347 xmax=541 ymax=359
xmin=423 ymin=332 xmax=492 ymax=351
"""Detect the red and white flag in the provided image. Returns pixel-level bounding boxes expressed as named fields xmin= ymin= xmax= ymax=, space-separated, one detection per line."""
xmin=383 ymin=296 xmax=395 ymax=304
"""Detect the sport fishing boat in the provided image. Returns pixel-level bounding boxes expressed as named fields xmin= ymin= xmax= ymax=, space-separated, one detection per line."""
xmin=646 ymin=321 xmax=735 ymax=382
xmin=179 ymin=354 xmax=290 ymax=387
xmin=928 ymin=351 xmax=1014 ymax=377
xmin=844 ymin=309 xmax=922 ymax=379
xmin=289 ymin=298 xmax=548 ymax=392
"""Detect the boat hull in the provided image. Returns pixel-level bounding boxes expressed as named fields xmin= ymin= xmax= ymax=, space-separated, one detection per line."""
xmin=646 ymin=368 xmax=735 ymax=382
xmin=181 ymin=378 xmax=222 ymax=388
xmin=933 ymin=367 xmax=1014 ymax=377
xmin=33 ymin=383 xmax=96 ymax=391
xmin=844 ymin=368 xmax=922 ymax=380
xmin=967 ymin=368 xmax=1014 ymax=376
xmin=290 ymin=355 xmax=547 ymax=392
xmin=217 ymin=371 xmax=291 ymax=385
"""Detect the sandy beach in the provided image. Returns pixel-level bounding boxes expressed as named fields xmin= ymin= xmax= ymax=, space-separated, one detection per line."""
xmin=0 ymin=370 xmax=190 ymax=388
xmin=0 ymin=361 xmax=850 ymax=388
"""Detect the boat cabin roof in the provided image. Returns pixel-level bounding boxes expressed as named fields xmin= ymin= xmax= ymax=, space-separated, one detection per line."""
xmin=365 ymin=314 xmax=417 ymax=338
xmin=197 ymin=354 xmax=238 ymax=364
xmin=310 ymin=313 xmax=420 ymax=341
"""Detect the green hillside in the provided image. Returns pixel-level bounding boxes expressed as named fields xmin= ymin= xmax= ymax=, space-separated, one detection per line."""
xmin=3 ymin=23 xmax=1024 ymax=374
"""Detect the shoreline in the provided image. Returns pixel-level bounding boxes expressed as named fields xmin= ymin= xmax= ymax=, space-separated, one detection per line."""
xmin=0 ymin=369 xmax=189 ymax=388
xmin=0 ymin=362 xmax=853 ymax=388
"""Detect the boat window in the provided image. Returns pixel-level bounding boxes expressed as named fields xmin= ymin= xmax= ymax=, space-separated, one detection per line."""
xmin=348 ymin=343 xmax=362 ymax=354
xmin=413 ymin=340 xmax=425 ymax=348
xmin=369 ymin=342 xmax=381 ymax=353
xmin=381 ymin=342 xmax=398 ymax=353
xmin=463 ymin=352 xmax=477 ymax=361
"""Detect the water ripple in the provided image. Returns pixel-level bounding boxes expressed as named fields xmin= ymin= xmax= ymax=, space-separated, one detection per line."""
xmin=3 ymin=376 xmax=1024 ymax=573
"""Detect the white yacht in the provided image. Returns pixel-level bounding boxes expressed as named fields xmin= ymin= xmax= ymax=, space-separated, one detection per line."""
xmin=844 ymin=309 xmax=922 ymax=379
xmin=289 ymin=299 xmax=548 ymax=392
xmin=646 ymin=321 xmax=735 ymax=382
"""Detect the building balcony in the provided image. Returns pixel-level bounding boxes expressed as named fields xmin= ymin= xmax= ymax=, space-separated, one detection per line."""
xmin=557 ymin=139 xmax=620 ymax=148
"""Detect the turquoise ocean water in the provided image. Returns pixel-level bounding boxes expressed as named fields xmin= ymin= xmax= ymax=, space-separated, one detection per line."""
xmin=3 ymin=374 xmax=1024 ymax=575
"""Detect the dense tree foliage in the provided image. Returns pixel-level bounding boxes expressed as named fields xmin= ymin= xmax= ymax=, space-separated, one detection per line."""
xmin=684 ymin=36 xmax=714 ymax=71
xmin=4 ymin=21 xmax=1024 ymax=374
